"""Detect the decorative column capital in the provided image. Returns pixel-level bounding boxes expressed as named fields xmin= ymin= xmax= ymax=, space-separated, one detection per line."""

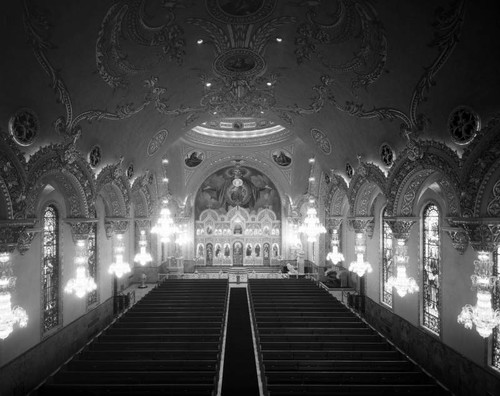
xmin=449 ymin=218 xmax=500 ymax=252
xmin=105 ymin=217 xmax=131 ymax=239
xmin=384 ymin=217 xmax=418 ymax=241
xmin=326 ymin=216 xmax=343 ymax=232
xmin=64 ymin=218 xmax=98 ymax=243
xmin=442 ymin=226 xmax=469 ymax=255
xmin=348 ymin=216 xmax=374 ymax=238
xmin=135 ymin=218 xmax=151 ymax=231
xmin=0 ymin=219 xmax=39 ymax=255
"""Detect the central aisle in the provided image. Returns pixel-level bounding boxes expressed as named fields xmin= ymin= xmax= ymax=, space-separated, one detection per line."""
xmin=221 ymin=288 xmax=260 ymax=395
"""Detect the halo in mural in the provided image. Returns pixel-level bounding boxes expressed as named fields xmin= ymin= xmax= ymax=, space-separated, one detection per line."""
xmin=272 ymin=149 xmax=292 ymax=167
xmin=147 ymin=129 xmax=168 ymax=156
xmin=380 ymin=143 xmax=395 ymax=167
xmin=447 ymin=105 xmax=480 ymax=145
xmin=8 ymin=108 xmax=39 ymax=146
xmin=310 ymin=128 xmax=332 ymax=155
xmin=207 ymin=0 xmax=274 ymax=24
xmin=185 ymin=151 xmax=204 ymax=167
xmin=214 ymin=49 xmax=266 ymax=79
xmin=88 ymin=145 xmax=102 ymax=168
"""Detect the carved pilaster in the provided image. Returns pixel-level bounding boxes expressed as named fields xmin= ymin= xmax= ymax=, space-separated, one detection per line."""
xmin=65 ymin=218 xmax=98 ymax=243
xmin=442 ymin=226 xmax=469 ymax=255
xmin=0 ymin=219 xmax=39 ymax=254
xmin=385 ymin=217 xmax=418 ymax=242
xmin=105 ymin=217 xmax=131 ymax=238
xmin=450 ymin=218 xmax=500 ymax=252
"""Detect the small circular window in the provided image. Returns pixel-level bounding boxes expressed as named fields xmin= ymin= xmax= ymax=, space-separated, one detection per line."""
xmin=88 ymin=145 xmax=102 ymax=168
xmin=448 ymin=105 xmax=480 ymax=145
xmin=8 ymin=108 xmax=39 ymax=146
xmin=380 ymin=143 xmax=395 ymax=167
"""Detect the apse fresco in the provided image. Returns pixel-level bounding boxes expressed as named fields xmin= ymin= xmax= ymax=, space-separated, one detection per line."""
xmin=195 ymin=166 xmax=281 ymax=219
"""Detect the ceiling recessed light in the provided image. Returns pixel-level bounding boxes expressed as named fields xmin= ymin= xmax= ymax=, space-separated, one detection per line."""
xmin=162 ymin=158 xmax=169 ymax=164
xmin=197 ymin=39 xmax=203 ymax=44
xmin=266 ymin=82 xmax=272 ymax=86
xmin=276 ymin=37 xmax=283 ymax=42
xmin=205 ymin=82 xmax=211 ymax=87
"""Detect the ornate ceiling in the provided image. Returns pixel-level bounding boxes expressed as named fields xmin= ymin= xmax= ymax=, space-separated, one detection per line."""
xmin=1 ymin=0 xmax=498 ymax=202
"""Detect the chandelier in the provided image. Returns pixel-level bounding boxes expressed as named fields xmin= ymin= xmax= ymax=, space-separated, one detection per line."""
xmin=134 ymin=230 xmax=153 ymax=266
xmin=326 ymin=229 xmax=344 ymax=264
xmin=65 ymin=240 xmax=97 ymax=298
xmin=108 ymin=234 xmax=131 ymax=278
xmin=0 ymin=252 xmax=28 ymax=340
xmin=458 ymin=251 xmax=500 ymax=338
xmin=151 ymin=200 xmax=177 ymax=243
xmin=386 ymin=239 xmax=418 ymax=297
xmin=298 ymin=199 xmax=326 ymax=242
xmin=348 ymin=232 xmax=372 ymax=277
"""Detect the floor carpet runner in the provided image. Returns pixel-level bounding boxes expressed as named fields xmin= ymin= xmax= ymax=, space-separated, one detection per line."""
xmin=221 ymin=288 xmax=259 ymax=395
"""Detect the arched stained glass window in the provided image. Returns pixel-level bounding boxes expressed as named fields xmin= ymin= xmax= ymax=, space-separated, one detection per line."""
xmin=381 ymin=208 xmax=393 ymax=307
xmin=492 ymin=246 xmax=500 ymax=370
xmin=42 ymin=205 xmax=60 ymax=333
xmin=87 ymin=223 xmax=98 ymax=307
xmin=422 ymin=203 xmax=441 ymax=334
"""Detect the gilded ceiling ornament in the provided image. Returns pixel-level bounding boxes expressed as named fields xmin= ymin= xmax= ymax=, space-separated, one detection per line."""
xmin=8 ymin=108 xmax=39 ymax=146
xmin=310 ymin=128 xmax=332 ymax=155
xmin=147 ymin=129 xmax=168 ymax=156
xmin=96 ymin=0 xmax=186 ymax=89
xmin=380 ymin=143 xmax=395 ymax=167
xmin=206 ymin=0 xmax=276 ymax=24
xmin=88 ymin=145 xmax=102 ymax=168
xmin=448 ymin=105 xmax=480 ymax=146
xmin=294 ymin=0 xmax=387 ymax=93
xmin=487 ymin=180 xmax=500 ymax=217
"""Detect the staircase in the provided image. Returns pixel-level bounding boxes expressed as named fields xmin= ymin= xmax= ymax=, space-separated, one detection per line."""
xmin=36 ymin=279 xmax=228 ymax=396
xmin=248 ymin=278 xmax=450 ymax=396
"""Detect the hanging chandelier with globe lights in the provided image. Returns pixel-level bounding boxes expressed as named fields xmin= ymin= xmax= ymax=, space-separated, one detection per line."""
xmin=327 ymin=229 xmax=344 ymax=264
xmin=458 ymin=251 xmax=500 ymax=338
xmin=108 ymin=234 xmax=131 ymax=278
xmin=0 ymin=251 xmax=28 ymax=340
xmin=64 ymin=239 xmax=97 ymax=298
xmin=348 ymin=232 xmax=372 ymax=277
xmin=385 ymin=239 xmax=419 ymax=297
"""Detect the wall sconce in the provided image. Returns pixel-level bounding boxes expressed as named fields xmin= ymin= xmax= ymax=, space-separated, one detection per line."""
xmin=134 ymin=230 xmax=152 ymax=266
xmin=327 ymin=229 xmax=344 ymax=264
xmin=386 ymin=238 xmax=419 ymax=297
xmin=458 ymin=251 xmax=500 ymax=338
xmin=348 ymin=232 xmax=372 ymax=277
xmin=0 ymin=252 xmax=28 ymax=340
xmin=64 ymin=239 xmax=97 ymax=298
xmin=108 ymin=234 xmax=131 ymax=278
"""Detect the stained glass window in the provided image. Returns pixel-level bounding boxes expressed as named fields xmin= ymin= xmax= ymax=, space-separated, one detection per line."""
xmin=422 ymin=203 xmax=440 ymax=334
xmin=492 ymin=246 xmax=500 ymax=370
xmin=87 ymin=223 xmax=98 ymax=307
xmin=42 ymin=205 xmax=60 ymax=333
xmin=381 ymin=209 xmax=393 ymax=307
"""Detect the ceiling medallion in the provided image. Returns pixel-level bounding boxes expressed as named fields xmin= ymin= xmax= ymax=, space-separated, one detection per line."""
xmin=380 ymin=143 xmax=395 ymax=167
xmin=448 ymin=105 xmax=481 ymax=145
xmin=8 ymin=108 xmax=39 ymax=146
xmin=88 ymin=145 xmax=102 ymax=168
xmin=213 ymin=49 xmax=266 ymax=79
xmin=147 ymin=129 xmax=168 ymax=156
xmin=310 ymin=128 xmax=332 ymax=155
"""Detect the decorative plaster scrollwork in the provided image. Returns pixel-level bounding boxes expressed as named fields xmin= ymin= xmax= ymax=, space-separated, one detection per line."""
xmin=487 ymin=180 xmax=500 ymax=217
xmin=65 ymin=219 xmax=98 ymax=244
xmin=385 ymin=218 xmax=417 ymax=242
xmin=104 ymin=218 xmax=130 ymax=239
xmin=147 ymin=130 xmax=168 ymax=156
xmin=0 ymin=220 xmax=38 ymax=254
xmin=310 ymin=128 xmax=332 ymax=155
xmin=443 ymin=227 xmax=469 ymax=255
xmin=454 ymin=219 xmax=500 ymax=253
